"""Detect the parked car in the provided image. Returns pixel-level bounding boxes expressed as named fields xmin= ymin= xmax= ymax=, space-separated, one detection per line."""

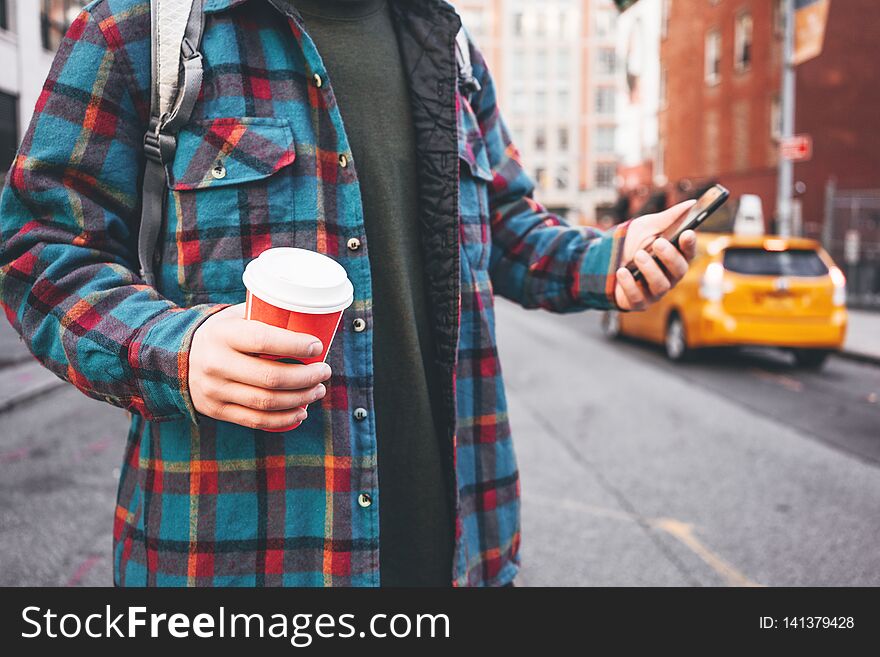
xmin=602 ymin=234 xmax=848 ymax=368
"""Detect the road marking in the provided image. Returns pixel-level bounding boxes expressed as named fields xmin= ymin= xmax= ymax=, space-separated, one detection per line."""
xmin=0 ymin=446 xmax=32 ymax=464
xmin=65 ymin=555 xmax=102 ymax=587
xmin=533 ymin=493 xmax=762 ymax=587
xmin=651 ymin=518 xmax=762 ymax=587
xmin=749 ymin=368 xmax=804 ymax=392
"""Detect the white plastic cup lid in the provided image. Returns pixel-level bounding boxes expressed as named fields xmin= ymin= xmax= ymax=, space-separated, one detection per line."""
xmin=242 ymin=247 xmax=354 ymax=314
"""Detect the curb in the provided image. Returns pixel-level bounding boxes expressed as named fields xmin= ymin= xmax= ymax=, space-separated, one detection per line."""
xmin=835 ymin=350 xmax=880 ymax=368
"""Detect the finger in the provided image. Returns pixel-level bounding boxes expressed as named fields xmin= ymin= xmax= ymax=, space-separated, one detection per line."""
xmin=225 ymin=320 xmax=323 ymax=359
xmin=214 ymin=402 xmax=309 ymax=432
xmin=615 ymin=267 xmax=648 ymax=310
xmin=210 ymin=352 xmax=332 ymax=390
xmin=215 ymin=380 xmax=327 ymax=412
xmin=634 ymin=250 xmax=671 ymax=298
xmin=643 ymin=199 xmax=697 ymax=233
xmin=678 ymin=230 xmax=697 ymax=261
xmin=217 ymin=303 xmax=246 ymax=319
xmin=652 ymin=238 xmax=690 ymax=283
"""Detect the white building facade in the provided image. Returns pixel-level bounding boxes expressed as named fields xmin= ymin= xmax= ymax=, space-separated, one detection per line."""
xmin=0 ymin=0 xmax=86 ymax=183
xmin=614 ymin=0 xmax=664 ymax=196
xmin=457 ymin=0 xmax=620 ymax=224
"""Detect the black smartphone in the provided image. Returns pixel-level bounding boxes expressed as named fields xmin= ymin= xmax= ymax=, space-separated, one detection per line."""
xmin=626 ymin=184 xmax=730 ymax=284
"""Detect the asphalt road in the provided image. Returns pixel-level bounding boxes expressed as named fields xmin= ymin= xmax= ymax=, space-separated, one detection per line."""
xmin=0 ymin=304 xmax=878 ymax=586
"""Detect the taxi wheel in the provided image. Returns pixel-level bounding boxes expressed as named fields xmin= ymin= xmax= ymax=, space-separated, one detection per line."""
xmin=793 ymin=349 xmax=830 ymax=370
xmin=664 ymin=313 xmax=689 ymax=362
xmin=601 ymin=311 xmax=621 ymax=339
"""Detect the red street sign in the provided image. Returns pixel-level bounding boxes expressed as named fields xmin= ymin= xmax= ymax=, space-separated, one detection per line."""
xmin=781 ymin=135 xmax=813 ymax=162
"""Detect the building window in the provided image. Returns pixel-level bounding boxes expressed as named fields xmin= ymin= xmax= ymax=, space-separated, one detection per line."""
xmin=558 ymin=49 xmax=571 ymax=78
xmin=595 ymin=87 xmax=615 ymax=115
xmin=595 ymin=163 xmax=617 ymax=189
xmin=735 ymin=13 xmax=753 ymax=72
xmin=536 ymin=10 xmax=547 ymax=37
xmin=770 ymin=95 xmax=782 ymax=141
xmin=596 ymin=9 xmax=613 ymax=38
xmin=597 ymin=48 xmax=616 ymax=76
xmin=536 ymin=89 xmax=547 ymax=113
xmin=41 ymin=0 xmax=86 ymax=51
xmin=557 ymin=87 xmax=570 ymax=109
xmin=513 ymin=12 xmax=525 ymax=36
xmin=459 ymin=8 xmax=485 ymax=38
xmin=595 ymin=126 xmax=615 ymax=153
xmin=558 ymin=9 xmax=573 ymax=39
xmin=774 ymin=0 xmax=786 ymax=37
xmin=535 ymin=127 xmax=547 ymax=152
xmin=558 ymin=126 xmax=569 ymax=151
xmin=535 ymin=167 xmax=547 ymax=189
xmin=536 ymin=49 xmax=548 ymax=76
xmin=0 ymin=0 xmax=9 ymax=32
xmin=0 ymin=91 xmax=18 ymax=177
xmin=512 ymin=89 xmax=528 ymax=115
xmin=556 ymin=166 xmax=569 ymax=191
xmin=705 ymin=29 xmax=721 ymax=85
xmin=661 ymin=0 xmax=672 ymax=39
xmin=512 ymin=49 xmax=527 ymax=77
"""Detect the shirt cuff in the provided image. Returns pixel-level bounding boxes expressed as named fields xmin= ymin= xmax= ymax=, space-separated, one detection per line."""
xmin=127 ymin=303 xmax=228 ymax=423
xmin=572 ymin=220 xmax=630 ymax=310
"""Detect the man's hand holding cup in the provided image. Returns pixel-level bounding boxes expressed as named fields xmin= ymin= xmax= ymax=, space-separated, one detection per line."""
xmin=189 ymin=248 xmax=354 ymax=432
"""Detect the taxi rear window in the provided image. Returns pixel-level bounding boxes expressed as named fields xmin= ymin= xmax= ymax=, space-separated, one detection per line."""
xmin=723 ymin=248 xmax=828 ymax=277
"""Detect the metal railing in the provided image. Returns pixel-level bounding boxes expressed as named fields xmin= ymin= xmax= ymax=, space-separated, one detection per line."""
xmin=823 ymin=181 xmax=880 ymax=309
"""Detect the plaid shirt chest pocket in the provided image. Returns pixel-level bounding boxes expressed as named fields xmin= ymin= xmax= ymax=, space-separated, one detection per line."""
xmin=165 ymin=117 xmax=298 ymax=301
xmin=458 ymin=101 xmax=494 ymax=274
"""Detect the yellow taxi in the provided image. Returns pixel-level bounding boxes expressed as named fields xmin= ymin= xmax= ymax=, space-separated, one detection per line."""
xmin=602 ymin=234 xmax=848 ymax=368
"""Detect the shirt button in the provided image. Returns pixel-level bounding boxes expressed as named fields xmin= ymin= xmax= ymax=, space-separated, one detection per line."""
xmin=353 ymin=407 xmax=368 ymax=421
xmin=313 ymin=73 xmax=323 ymax=88
xmin=352 ymin=318 xmax=366 ymax=332
xmin=338 ymin=154 xmax=348 ymax=168
xmin=358 ymin=493 xmax=372 ymax=508
xmin=347 ymin=237 xmax=361 ymax=251
xmin=211 ymin=162 xmax=226 ymax=179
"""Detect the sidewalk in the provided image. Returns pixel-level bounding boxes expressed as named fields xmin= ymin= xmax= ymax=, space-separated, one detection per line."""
xmin=844 ymin=309 xmax=880 ymax=364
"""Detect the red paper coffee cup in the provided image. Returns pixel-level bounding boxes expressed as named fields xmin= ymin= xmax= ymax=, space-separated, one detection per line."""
xmin=243 ymin=248 xmax=354 ymax=432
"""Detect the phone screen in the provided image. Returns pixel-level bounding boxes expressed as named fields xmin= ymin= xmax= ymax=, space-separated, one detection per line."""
xmin=660 ymin=185 xmax=729 ymax=245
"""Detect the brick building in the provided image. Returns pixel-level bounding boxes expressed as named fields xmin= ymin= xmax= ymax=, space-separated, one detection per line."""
xmin=659 ymin=0 xmax=880 ymax=239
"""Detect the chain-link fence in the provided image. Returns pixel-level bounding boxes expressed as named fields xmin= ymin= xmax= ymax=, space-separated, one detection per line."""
xmin=823 ymin=183 xmax=880 ymax=309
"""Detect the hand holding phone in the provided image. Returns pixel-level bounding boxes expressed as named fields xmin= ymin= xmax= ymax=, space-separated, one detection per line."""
xmin=626 ymin=185 xmax=730 ymax=284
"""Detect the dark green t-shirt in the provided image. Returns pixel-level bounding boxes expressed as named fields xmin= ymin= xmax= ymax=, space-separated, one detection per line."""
xmin=292 ymin=0 xmax=454 ymax=586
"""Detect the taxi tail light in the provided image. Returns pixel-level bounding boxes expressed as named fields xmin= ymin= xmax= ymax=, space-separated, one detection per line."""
xmin=700 ymin=262 xmax=726 ymax=302
xmin=829 ymin=266 xmax=846 ymax=306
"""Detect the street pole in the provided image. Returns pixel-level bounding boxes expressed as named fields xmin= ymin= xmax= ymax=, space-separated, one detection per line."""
xmin=776 ymin=0 xmax=796 ymax=237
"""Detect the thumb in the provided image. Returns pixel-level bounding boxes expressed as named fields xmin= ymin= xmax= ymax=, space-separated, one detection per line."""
xmin=643 ymin=199 xmax=697 ymax=233
xmin=218 ymin=302 xmax=247 ymax=319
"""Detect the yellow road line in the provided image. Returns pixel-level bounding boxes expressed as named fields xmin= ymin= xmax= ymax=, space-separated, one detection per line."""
xmin=532 ymin=493 xmax=762 ymax=587
xmin=651 ymin=517 xmax=763 ymax=587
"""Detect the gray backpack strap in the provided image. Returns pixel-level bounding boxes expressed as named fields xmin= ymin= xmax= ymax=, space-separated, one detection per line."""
xmin=454 ymin=26 xmax=481 ymax=96
xmin=138 ymin=0 xmax=206 ymax=287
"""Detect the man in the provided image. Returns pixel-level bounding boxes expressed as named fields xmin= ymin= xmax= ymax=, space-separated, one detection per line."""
xmin=0 ymin=0 xmax=695 ymax=587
